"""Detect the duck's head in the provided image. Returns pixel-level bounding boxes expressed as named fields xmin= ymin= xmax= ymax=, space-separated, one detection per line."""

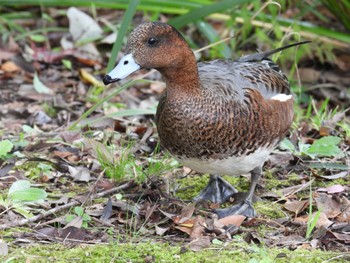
xmin=103 ymin=22 xmax=193 ymax=85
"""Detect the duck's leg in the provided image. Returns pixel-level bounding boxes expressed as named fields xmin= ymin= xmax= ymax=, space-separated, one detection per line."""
xmin=215 ymin=167 xmax=261 ymax=218
xmin=193 ymin=174 xmax=238 ymax=204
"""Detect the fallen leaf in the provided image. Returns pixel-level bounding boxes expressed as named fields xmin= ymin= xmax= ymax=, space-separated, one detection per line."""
xmin=175 ymin=225 xmax=192 ymax=236
xmin=315 ymin=212 xmax=333 ymax=229
xmin=317 ymin=185 xmax=345 ymax=194
xmin=68 ymin=166 xmax=91 ymax=182
xmin=179 ymin=205 xmax=195 ymax=224
xmin=190 ymin=216 xmax=206 ymax=239
xmin=284 ymin=200 xmax=309 ymax=215
xmin=67 ymin=7 xmax=103 ymax=42
xmin=315 ymin=193 xmax=342 ymax=218
xmin=33 ymin=72 xmax=54 ymax=95
xmin=189 ymin=236 xmax=211 ymax=252
xmin=0 ymin=239 xmax=8 ymax=256
xmin=65 ymin=216 xmax=83 ymax=229
xmin=217 ymin=214 xmax=246 ymax=227
xmin=1 ymin=61 xmax=20 ymax=72
xmin=317 ymin=171 xmax=349 ymax=180
xmin=155 ymin=225 xmax=169 ymax=236
xmin=79 ymin=68 xmax=104 ymax=88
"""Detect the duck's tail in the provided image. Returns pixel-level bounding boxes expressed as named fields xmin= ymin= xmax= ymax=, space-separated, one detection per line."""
xmin=238 ymin=41 xmax=311 ymax=62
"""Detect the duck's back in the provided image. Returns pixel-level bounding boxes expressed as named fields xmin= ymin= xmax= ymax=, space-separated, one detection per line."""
xmin=156 ymin=58 xmax=294 ymax=172
xmin=197 ymin=59 xmax=290 ymax=101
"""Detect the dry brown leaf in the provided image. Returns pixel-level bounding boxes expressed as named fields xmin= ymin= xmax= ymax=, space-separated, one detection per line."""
xmin=189 ymin=236 xmax=211 ymax=252
xmin=179 ymin=218 xmax=195 ymax=228
xmin=315 ymin=212 xmax=333 ymax=229
xmin=317 ymin=185 xmax=345 ymax=194
xmin=179 ymin=205 xmax=195 ymax=224
xmin=315 ymin=193 xmax=342 ymax=218
xmin=190 ymin=216 xmax=206 ymax=239
xmin=1 ymin=61 xmax=20 ymax=72
xmin=175 ymin=225 xmax=192 ymax=236
xmin=284 ymin=200 xmax=309 ymax=215
xmin=64 ymin=216 xmax=83 ymax=229
xmin=155 ymin=225 xmax=169 ymax=236
xmin=217 ymin=214 xmax=246 ymax=227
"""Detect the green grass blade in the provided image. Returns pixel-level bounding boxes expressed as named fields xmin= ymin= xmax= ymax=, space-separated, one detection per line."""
xmin=195 ymin=20 xmax=232 ymax=58
xmin=106 ymin=0 xmax=140 ymax=72
xmin=68 ymin=80 xmax=141 ymax=131
xmin=168 ymin=0 xmax=250 ymax=28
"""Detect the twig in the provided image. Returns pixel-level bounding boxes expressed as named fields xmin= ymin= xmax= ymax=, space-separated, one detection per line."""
xmin=0 ymin=181 xmax=134 ymax=230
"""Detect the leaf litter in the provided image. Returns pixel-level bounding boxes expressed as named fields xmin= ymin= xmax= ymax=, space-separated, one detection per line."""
xmin=0 ymin=4 xmax=349 ymax=257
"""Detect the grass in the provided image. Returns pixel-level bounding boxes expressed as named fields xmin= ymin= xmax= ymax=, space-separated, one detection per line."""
xmin=2 ymin=240 xmax=347 ymax=263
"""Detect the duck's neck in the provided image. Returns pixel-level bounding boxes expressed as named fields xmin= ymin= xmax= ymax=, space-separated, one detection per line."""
xmin=158 ymin=53 xmax=201 ymax=99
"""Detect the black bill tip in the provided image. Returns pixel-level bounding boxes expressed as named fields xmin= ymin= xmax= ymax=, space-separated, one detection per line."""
xmin=103 ymin=75 xmax=119 ymax=85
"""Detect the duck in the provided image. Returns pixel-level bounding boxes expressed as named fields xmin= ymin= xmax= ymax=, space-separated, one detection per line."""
xmin=103 ymin=21 xmax=309 ymax=218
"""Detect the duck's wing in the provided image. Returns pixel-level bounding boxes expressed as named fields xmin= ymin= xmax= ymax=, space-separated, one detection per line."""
xmin=198 ymin=41 xmax=310 ymax=100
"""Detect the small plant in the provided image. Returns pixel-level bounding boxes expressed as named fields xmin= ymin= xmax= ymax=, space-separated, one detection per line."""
xmin=24 ymin=162 xmax=54 ymax=180
xmin=0 ymin=180 xmax=47 ymax=218
xmin=280 ymin=136 xmax=343 ymax=159
xmin=65 ymin=206 xmax=92 ymax=228
xmin=306 ymin=182 xmax=322 ymax=239
xmin=0 ymin=140 xmax=13 ymax=160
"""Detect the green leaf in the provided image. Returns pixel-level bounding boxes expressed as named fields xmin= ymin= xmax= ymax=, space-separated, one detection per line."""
xmin=212 ymin=238 xmax=223 ymax=245
xmin=65 ymin=214 xmax=75 ymax=223
xmin=30 ymin=34 xmax=47 ymax=42
xmin=308 ymin=162 xmax=349 ymax=170
xmin=33 ymin=72 xmax=53 ymax=94
xmin=169 ymin=0 xmax=250 ymax=28
xmin=22 ymin=124 xmax=36 ymax=135
xmin=8 ymin=180 xmax=30 ymax=195
xmin=279 ymin=138 xmax=295 ymax=152
xmin=9 ymin=188 xmax=47 ymax=203
xmin=12 ymin=204 xmax=34 ymax=218
xmin=0 ymin=140 xmax=13 ymax=157
xmin=62 ymin=59 xmax=72 ymax=70
xmin=306 ymin=136 xmax=342 ymax=157
xmin=74 ymin=206 xmax=84 ymax=216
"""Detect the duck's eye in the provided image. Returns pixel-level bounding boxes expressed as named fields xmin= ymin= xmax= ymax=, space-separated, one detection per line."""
xmin=147 ymin=37 xmax=158 ymax=46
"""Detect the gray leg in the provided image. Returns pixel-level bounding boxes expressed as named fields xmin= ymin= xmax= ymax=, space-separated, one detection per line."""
xmin=215 ymin=167 xmax=261 ymax=218
xmin=193 ymin=174 xmax=238 ymax=204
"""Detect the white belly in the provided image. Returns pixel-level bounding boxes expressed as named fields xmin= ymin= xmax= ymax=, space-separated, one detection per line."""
xmin=179 ymin=148 xmax=272 ymax=176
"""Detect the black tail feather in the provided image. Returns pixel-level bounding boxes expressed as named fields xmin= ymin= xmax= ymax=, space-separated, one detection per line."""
xmin=237 ymin=40 xmax=311 ymax=62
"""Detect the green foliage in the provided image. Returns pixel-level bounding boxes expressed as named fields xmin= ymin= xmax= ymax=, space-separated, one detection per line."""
xmin=280 ymin=136 xmax=343 ymax=159
xmin=97 ymin=142 xmax=178 ymax=183
xmin=306 ymin=181 xmax=321 ymax=239
xmin=0 ymin=140 xmax=13 ymax=159
xmin=0 ymin=180 xmax=47 ymax=218
xmin=106 ymin=0 xmax=140 ymax=72
xmin=61 ymin=59 xmax=72 ymax=70
xmin=65 ymin=206 xmax=92 ymax=228
xmin=307 ymin=136 xmax=342 ymax=158
xmin=24 ymin=162 xmax=54 ymax=179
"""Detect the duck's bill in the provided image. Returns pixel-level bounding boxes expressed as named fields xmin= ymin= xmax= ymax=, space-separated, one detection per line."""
xmin=103 ymin=54 xmax=140 ymax=85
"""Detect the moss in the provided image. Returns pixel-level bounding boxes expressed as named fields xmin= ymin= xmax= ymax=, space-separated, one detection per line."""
xmin=255 ymin=200 xmax=285 ymax=219
xmin=3 ymin=240 xmax=346 ymax=263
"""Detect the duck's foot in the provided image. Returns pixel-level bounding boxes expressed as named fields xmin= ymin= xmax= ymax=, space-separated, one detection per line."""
xmin=193 ymin=174 xmax=237 ymax=204
xmin=215 ymin=166 xmax=262 ymax=219
xmin=215 ymin=200 xmax=256 ymax=218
